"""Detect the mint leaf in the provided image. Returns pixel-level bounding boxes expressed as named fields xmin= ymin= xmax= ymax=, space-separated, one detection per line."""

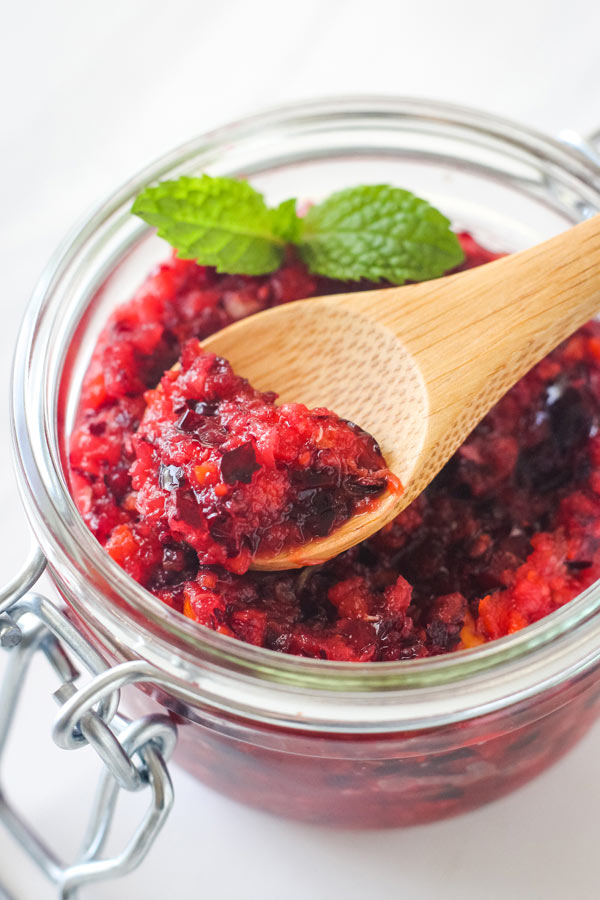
xmin=132 ymin=176 xmax=299 ymax=275
xmin=271 ymin=197 xmax=302 ymax=243
xmin=132 ymin=176 xmax=463 ymax=284
xmin=297 ymin=185 xmax=464 ymax=283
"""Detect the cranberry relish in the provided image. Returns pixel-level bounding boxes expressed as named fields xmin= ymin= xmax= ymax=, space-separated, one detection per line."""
xmin=131 ymin=340 xmax=392 ymax=574
xmin=70 ymin=234 xmax=600 ymax=661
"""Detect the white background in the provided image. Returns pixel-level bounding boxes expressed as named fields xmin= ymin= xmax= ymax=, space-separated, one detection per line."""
xmin=1 ymin=1 xmax=600 ymax=897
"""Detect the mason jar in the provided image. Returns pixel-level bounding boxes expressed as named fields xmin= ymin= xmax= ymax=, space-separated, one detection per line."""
xmin=8 ymin=97 xmax=600 ymax=834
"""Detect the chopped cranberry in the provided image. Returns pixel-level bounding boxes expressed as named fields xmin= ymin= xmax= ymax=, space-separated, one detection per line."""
xmin=291 ymin=467 xmax=340 ymax=490
xmin=175 ymin=491 xmax=204 ymax=528
xmin=220 ymin=442 xmax=260 ymax=485
xmin=176 ymin=408 xmax=229 ymax=447
xmin=69 ymin=237 xmax=600 ymax=661
xmin=130 ymin=340 xmax=393 ymax=571
xmin=345 ymin=476 xmax=388 ymax=497
xmin=194 ymin=401 xmax=218 ymax=416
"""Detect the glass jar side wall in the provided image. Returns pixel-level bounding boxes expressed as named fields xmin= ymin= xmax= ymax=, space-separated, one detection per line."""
xmin=121 ymin=661 xmax=600 ymax=827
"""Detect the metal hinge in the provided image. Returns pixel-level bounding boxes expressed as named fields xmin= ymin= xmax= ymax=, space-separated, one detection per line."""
xmin=0 ymin=550 xmax=177 ymax=900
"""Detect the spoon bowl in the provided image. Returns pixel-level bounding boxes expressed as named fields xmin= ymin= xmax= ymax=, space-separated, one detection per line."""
xmin=202 ymin=214 xmax=600 ymax=570
xmin=203 ymin=300 xmax=427 ymax=568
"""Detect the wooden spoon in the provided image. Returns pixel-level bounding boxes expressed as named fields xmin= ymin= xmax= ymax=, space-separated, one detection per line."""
xmin=200 ymin=214 xmax=600 ymax=570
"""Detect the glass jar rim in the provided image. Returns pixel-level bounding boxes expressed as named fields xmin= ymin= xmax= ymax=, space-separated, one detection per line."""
xmin=11 ymin=95 xmax=600 ymax=733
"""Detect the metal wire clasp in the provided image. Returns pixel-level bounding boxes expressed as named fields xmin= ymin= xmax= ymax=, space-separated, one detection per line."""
xmin=0 ymin=553 xmax=177 ymax=900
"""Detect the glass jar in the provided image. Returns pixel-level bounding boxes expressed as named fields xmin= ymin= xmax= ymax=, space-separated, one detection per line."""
xmin=11 ymin=97 xmax=600 ymax=828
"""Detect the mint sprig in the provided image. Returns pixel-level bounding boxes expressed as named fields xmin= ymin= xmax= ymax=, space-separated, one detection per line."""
xmin=131 ymin=176 xmax=298 ymax=275
xmin=132 ymin=175 xmax=464 ymax=282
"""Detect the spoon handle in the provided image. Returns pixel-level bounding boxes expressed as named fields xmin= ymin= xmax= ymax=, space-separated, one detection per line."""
xmin=338 ymin=213 xmax=600 ymax=501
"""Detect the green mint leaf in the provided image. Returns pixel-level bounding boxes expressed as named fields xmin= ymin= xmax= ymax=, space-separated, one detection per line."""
xmin=297 ymin=184 xmax=464 ymax=283
xmin=271 ymin=197 xmax=301 ymax=243
xmin=132 ymin=175 xmax=299 ymax=275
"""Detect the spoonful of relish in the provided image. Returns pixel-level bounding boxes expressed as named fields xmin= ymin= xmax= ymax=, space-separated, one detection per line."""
xmin=132 ymin=178 xmax=600 ymax=571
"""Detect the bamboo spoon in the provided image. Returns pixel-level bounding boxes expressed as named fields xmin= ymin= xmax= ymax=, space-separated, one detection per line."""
xmin=200 ymin=214 xmax=600 ymax=571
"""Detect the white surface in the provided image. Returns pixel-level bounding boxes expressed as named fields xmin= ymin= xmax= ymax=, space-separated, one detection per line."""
xmin=1 ymin=1 xmax=600 ymax=897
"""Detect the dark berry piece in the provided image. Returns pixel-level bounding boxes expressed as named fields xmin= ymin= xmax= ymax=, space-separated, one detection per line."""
xmin=220 ymin=442 xmax=260 ymax=485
